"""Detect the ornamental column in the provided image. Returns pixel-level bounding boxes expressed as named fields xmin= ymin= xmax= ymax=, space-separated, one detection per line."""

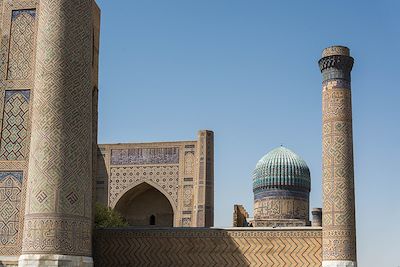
xmin=319 ymin=46 xmax=357 ymax=267
xmin=19 ymin=0 xmax=94 ymax=266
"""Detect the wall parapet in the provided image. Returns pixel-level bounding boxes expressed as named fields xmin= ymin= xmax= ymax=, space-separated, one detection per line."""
xmin=94 ymin=227 xmax=322 ymax=266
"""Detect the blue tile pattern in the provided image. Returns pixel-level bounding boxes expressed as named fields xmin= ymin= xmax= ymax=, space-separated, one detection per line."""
xmin=111 ymin=148 xmax=179 ymax=165
xmin=11 ymin=9 xmax=36 ymax=21
xmin=253 ymin=146 xmax=311 ymax=193
xmin=0 ymin=171 xmax=23 ymax=183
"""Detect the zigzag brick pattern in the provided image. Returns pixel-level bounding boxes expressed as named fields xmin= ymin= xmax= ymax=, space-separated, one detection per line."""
xmin=94 ymin=228 xmax=322 ymax=266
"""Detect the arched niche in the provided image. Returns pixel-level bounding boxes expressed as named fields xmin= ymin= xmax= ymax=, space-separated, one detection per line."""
xmin=114 ymin=182 xmax=175 ymax=227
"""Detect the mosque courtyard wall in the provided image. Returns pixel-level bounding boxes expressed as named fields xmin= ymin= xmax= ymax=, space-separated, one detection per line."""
xmin=93 ymin=227 xmax=322 ymax=267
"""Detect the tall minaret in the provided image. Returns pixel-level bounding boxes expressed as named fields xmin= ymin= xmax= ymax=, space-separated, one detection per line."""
xmin=319 ymin=46 xmax=357 ymax=267
xmin=19 ymin=0 xmax=94 ymax=266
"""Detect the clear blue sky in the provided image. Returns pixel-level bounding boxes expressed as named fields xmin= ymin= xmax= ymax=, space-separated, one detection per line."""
xmin=95 ymin=1 xmax=399 ymax=266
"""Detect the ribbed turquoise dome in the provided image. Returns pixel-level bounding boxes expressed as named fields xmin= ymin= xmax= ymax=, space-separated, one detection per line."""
xmin=253 ymin=146 xmax=311 ymax=193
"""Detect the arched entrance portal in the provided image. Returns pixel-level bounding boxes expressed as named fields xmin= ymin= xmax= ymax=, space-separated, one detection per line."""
xmin=114 ymin=182 xmax=174 ymax=227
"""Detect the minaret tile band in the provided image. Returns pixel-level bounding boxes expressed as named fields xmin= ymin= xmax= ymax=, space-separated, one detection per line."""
xmin=319 ymin=46 xmax=357 ymax=266
xmin=20 ymin=0 xmax=94 ymax=264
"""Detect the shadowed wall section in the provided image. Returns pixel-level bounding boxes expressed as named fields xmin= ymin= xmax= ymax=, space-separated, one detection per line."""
xmin=94 ymin=228 xmax=322 ymax=267
xmin=114 ymin=182 xmax=174 ymax=227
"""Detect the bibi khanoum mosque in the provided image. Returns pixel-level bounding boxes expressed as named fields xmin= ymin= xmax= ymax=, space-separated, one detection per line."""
xmin=0 ymin=1 xmax=357 ymax=267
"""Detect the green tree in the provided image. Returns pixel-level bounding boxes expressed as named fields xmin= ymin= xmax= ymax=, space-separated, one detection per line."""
xmin=94 ymin=203 xmax=128 ymax=228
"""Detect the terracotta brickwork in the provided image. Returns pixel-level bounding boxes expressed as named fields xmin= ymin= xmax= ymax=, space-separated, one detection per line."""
xmin=319 ymin=46 xmax=357 ymax=263
xmin=232 ymin=204 xmax=249 ymax=227
xmin=254 ymin=193 xmax=309 ymax=227
xmin=195 ymin=130 xmax=214 ymax=226
xmin=96 ymin=130 xmax=214 ymax=227
xmin=0 ymin=0 xmax=38 ymax=257
xmin=21 ymin=0 xmax=95 ymax=256
xmin=0 ymin=172 xmax=23 ymax=253
xmin=0 ymin=0 xmax=100 ymax=260
xmin=93 ymin=227 xmax=322 ymax=267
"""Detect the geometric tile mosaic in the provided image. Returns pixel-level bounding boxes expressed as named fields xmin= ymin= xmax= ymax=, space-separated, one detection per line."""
xmin=21 ymin=0 xmax=95 ymax=256
xmin=0 ymin=90 xmax=30 ymax=160
xmin=111 ymin=147 xmax=179 ymax=165
xmin=0 ymin=172 xmax=23 ymax=247
xmin=320 ymin=49 xmax=357 ymax=262
xmin=109 ymin=165 xmax=179 ymax=208
xmin=7 ymin=9 xmax=36 ymax=80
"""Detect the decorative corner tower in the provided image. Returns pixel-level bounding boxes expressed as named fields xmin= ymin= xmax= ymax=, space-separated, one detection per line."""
xmin=194 ymin=130 xmax=214 ymax=227
xmin=319 ymin=46 xmax=357 ymax=267
xmin=19 ymin=0 xmax=96 ymax=266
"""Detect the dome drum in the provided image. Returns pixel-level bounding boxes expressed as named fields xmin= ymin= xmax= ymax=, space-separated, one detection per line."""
xmin=254 ymin=189 xmax=309 ymax=201
xmin=253 ymin=190 xmax=309 ymax=225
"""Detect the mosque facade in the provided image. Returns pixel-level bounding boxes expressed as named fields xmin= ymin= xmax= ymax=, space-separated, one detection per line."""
xmin=0 ymin=1 xmax=357 ymax=266
xmin=95 ymin=130 xmax=214 ymax=228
